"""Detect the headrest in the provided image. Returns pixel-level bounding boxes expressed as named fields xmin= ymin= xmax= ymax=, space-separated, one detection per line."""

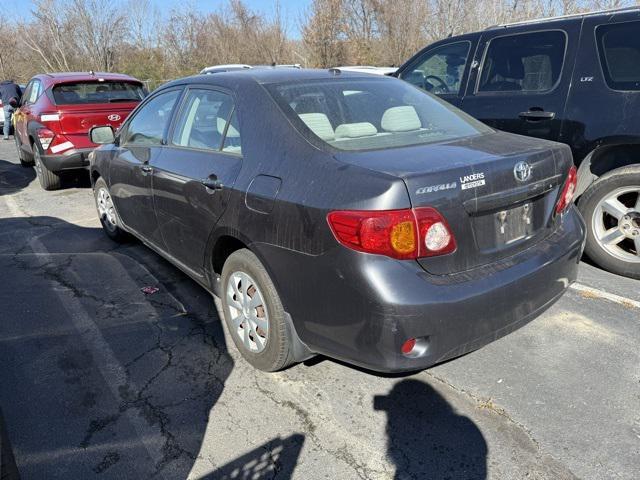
xmin=381 ymin=106 xmax=422 ymax=132
xmin=299 ymin=113 xmax=335 ymax=141
xmin=335 ymin=122 xmax=378 ymax=139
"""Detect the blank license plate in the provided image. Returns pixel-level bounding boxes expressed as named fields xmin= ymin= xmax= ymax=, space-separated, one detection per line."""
xmin=495 ymin=203 xmax=533 ymax=245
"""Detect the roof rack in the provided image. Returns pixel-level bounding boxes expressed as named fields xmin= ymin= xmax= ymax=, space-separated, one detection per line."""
xmin=488 ymin=6 xmax=639 ymax=29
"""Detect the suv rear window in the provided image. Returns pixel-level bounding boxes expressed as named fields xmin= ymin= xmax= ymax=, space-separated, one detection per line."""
xmin=267 ymin=78 xmax=491 ymax=151
xmin=596 ymin=21 xmax=640 ymax=91
xmin=52 ymin=81 xmax=145 ymax=105
xmin=478 ymin=31 xmax=566 ymax=93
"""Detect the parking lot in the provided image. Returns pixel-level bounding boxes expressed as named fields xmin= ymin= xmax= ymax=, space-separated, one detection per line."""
xmin=0 ymin=139 xmax=638 ymax=479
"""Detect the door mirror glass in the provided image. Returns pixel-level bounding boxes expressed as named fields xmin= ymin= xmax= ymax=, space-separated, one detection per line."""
xmin=90 ymin=125 xmax=115 ymax=144
xmin=400 ymin=42 xmax=471 ymax=95
xmin=478 ymin=31 xmax=566 ymax=93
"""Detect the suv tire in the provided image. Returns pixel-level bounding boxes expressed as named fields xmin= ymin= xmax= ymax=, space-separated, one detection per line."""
xmin=578 ymin=165 xmax=640 ymax=279
xmin=33 ymin=143 xmax=61 ymax=190
xmin=221 ymin=249 xmax=295 ymax=371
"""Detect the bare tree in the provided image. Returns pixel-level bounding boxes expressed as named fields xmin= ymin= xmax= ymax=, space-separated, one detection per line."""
xmin=301 ymin=0 xmax=348 ymax=68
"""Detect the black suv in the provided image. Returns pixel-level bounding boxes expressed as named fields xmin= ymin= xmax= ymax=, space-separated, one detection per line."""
xmin=395 ymin=7 xmax=640 ymax=279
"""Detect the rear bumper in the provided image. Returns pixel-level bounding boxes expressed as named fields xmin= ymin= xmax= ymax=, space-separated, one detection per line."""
xmin=40 ymin=148 xmax=93 ymax=172
xmin=254 ymin=206 xmax=586 ymax=373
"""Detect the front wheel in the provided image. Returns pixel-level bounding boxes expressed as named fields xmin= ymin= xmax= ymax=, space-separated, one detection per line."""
xmin=221 ymin=249 xmax=295 ymax=371
xmin=15 ymin=134 xmax=33 ymax=167
xmin=93 ymin=177 xmax=129 ymax=242
xmin=578 ymin=165 xmax=640 ymax=279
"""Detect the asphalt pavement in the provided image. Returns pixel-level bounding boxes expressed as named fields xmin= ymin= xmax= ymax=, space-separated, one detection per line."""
xmin=0 ymin=140 xmax=638 ymax=479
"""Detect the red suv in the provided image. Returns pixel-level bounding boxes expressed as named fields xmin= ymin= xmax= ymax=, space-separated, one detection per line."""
xmin=14 ymin=72 xmax=146 ymax=190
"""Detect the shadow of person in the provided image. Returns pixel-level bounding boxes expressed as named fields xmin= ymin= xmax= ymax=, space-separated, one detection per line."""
xmin=198 ymin=434 xmax=305 ymax=480
xmin=375 ymin=379 xmax=487 ymax=480
xmin=0 ymin=215 xmax=234 ymax=479
xmin=0 ymin=158 xmax=35 ymax=195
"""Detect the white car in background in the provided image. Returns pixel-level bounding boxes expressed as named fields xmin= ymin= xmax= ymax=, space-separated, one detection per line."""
xmin=200 ymin=64 xmax=301 ymax=74
xmin=334 ymin=66 xmax=398 ymax=76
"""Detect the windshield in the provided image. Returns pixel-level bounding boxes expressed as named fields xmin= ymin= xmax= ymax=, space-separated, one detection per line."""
xmin=267 ymin=77 xmax=492 ymax=151
xmin=52 ymin=81 xmax=145 ymax=105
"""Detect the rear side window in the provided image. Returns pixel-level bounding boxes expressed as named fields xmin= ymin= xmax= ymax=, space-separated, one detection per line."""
xmin=171 ymin=89 xmax=240 ymax=153
xmin=400 ymin=41 xmax=471 ymax=95
xmin=478 ymin=31 xmax=566 ymax=93
xmin=52 ymin=81 xmax=145 ymax=105
xmin=597 ymin=21 xmax=640 ymax=91
xmin=123 ymin=90 xmax=180 ymax=146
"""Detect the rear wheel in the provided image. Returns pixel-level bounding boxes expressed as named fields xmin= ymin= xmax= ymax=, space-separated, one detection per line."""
xmin=578 ymin=165 xmax=640 ymax=279
xmin=93 ymin=177 xmax=128 ymax=242
xmin=221 ymin=249 xmax=295 ymax=371
xmin=33 ymin=143 xmax=60 ymax=190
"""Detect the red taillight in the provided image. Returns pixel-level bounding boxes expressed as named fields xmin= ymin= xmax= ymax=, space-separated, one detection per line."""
xmin=327 ymin=207 xmax=456 ymax=259
xmin=36 ymin=128 xmax=55 ymax=151
xmin=555 ymin=166 xmax=577 ymax=214
xmin=401 ymin=338 xmax=416 ymax=355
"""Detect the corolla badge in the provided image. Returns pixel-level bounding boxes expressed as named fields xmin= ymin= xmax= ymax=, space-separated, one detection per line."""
xmin=108 ymin=114 xmax=121 ymax=122
xmin=514 ymin=161 xmax=532 ymax=182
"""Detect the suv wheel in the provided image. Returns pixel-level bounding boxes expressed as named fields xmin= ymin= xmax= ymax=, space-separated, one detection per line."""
xmin=33 ymin=143 xmax=61 ymax=190
xmin=221 ymin=249 xmax=295 ymax=371
xmin=578 ymin=165 xmax=640 ymax=279
xmin=15 ymin=134 xmax=33 ymax=167
xmin=93 ymin=177 xmax=128 ymax=242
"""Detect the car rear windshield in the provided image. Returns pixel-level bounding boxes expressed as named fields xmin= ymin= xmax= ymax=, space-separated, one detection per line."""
xmin=52 ymin=81 xmax=145 ymax=105
xmin=266 ymin=77 xmax=492 ymax=151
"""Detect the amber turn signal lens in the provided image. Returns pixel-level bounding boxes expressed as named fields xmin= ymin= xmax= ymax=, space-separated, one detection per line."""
xmin=390 ymin=220 xmax=416 ymax=254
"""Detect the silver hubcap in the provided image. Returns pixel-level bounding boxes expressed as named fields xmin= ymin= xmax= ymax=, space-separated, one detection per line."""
xmin=96 ymin=187 xmax=118 ymax=230
xmin=226 ymin=271 xmax=269 ymax=353
xmin=593 ymin=186 xmax=640 ymax=263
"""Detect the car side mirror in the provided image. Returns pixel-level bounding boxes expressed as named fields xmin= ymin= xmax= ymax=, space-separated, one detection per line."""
xmin=90 ymin=125 xmax=115 ymax=144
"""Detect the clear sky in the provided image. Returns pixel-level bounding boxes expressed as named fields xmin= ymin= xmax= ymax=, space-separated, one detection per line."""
xmin=10 ymin=0 xmax=311 ymax=37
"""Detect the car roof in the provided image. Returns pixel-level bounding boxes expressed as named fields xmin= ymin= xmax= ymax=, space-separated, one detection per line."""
xmin=486 ymin=6 xmax=640 ymax=30
xmin=162 ymin=68 xmax=387 ymax=90
xmin=34 ymin=72 xmax=141 ymax=84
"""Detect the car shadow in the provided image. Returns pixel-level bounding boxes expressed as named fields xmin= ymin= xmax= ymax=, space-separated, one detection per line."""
xmin=0 ymin=216 xmax=234 ymax=479
xmin=375 ymin=379 xmax=487 ymax=479
xmin=0 ymin=158 xmax=35 ymax=195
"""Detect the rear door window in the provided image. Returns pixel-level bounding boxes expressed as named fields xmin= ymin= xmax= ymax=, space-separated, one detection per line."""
xmin=596 ymin=21 xmax=640 ymax=91
xmin=171 ymin=89 xmax=238 ymax=152
xmin=123 ymin=89 xmax=181 ymax=146
xmin=52 ymin=81 xmax=145 ymax=105
xmin=399 ymin=41 xmax=471 ymax=95
xmin=478 ymin=31 xmax=566 ymax=93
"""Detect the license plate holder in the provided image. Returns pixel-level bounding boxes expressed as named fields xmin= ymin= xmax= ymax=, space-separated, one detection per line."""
xmin=495 ymin=203 xmax=533 ymax=245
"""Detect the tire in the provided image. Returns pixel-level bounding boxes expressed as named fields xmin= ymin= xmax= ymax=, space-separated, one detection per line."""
xmin=33 ymin=143 xmax=60 ymax=190
xmin=15 ymin=134 xmax=33 ymax=167
xmin=93 ymin=177 xmax=129 ymax=242
xmin=221 ymin=249 xmax=295 ymax=371
xmin=578 ymin=165 xmax=640 ymax=279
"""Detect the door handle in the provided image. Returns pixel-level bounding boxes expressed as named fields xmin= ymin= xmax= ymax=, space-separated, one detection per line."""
xmin=518 ymin=110 xmax=555 ymax=121
xmin=140 ymin=165 xmax=153 ymax=174
xmin=201 ymin=174 xmax=223 ymax=191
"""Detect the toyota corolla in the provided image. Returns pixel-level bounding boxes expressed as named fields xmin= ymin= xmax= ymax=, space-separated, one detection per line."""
xmin=88 ymin=69 xmax=585 ymax=373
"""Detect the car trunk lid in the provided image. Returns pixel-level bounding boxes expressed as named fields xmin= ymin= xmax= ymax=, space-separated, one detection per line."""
xmin=334 ymin=131 xmax=573 ymax=274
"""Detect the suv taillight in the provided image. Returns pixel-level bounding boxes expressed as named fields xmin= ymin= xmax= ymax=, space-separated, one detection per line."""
xmin=555 ymin=166 xmax=577 ymax=214
xmin=37 ymin=128 xmax=55 ymax=151
xmin=327 ymin=207 xmax=456 ymax=259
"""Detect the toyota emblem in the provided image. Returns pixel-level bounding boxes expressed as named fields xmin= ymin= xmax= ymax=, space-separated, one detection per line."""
xmin=108 ymin=114 xmax=121 ymax=122
xmin=514 ymin=161 xmax=532 ymax=182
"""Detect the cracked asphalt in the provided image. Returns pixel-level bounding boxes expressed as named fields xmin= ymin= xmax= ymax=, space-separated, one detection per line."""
xmin=0 ymin=140 xmax=638 ymax=480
